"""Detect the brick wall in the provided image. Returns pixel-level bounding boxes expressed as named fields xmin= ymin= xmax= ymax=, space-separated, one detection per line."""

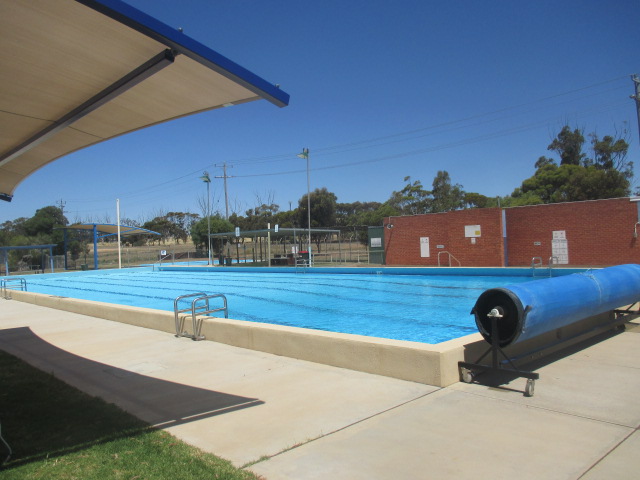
xmin=384 ymin=198 xmax=640 ymax=267
xmin=505 ymin=197 xmax=640 ymax=267
xmin=384 ymin=208 xmax=504 ymax=266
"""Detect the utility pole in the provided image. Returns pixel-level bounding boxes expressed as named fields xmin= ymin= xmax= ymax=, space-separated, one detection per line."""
xmin=56 ymin=198 xmax=66 ymax=216
xmin=631 ymin=74 xmax=640 ymax=145
xmin=215 ymin=163 xmax=233 ymax=220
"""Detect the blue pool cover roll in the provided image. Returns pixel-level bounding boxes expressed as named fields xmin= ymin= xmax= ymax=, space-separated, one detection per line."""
xmin=472 ymin=264 xmax=640 ymax=347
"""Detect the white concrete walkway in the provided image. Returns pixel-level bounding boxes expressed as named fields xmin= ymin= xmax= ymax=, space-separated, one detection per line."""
xmin=2 ymin=299 xmax=639 ymax=479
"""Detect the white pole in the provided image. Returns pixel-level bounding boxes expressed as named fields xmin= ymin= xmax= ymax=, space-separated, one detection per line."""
xmin=201 ymin=172 xmax=212 ymax=265
xmin=267 ymin=222 xmax=271 ymax=267
xmin=297 ymin=148 xmax=312 ymax=266
xmin=306 ymin=152 xmax=312 ymax=266
xmin=207 ymin=180 xmax=212 ymax=265
xmin=116 ymin=198 xmax=122 ymax=269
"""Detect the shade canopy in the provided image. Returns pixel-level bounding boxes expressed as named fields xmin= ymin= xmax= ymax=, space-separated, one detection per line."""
xmin=65 ymin=223 xmax=159 ymax=237
xmin=0 ymin=244 xmax=58 ymax=274
xmin=209 ymin=228 xmax=341 ymax=239
xmin=0 ymin=244 xmax=58 ymax=252
xmin=0 ymin=0 xmax=289 ymax=202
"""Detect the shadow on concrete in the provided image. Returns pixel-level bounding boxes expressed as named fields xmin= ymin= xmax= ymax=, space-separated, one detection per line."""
xmin=460 ymin=320 xmax=628 ymax=394
xmin=0 ymin=326 xmax=263 ymax=467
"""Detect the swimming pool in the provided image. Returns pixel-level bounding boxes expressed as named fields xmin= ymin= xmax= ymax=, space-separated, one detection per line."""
xmin=22 ymin=268 xmax=539 ymax=344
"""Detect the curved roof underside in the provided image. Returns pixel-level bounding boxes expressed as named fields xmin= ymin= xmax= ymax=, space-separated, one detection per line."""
xmin=66 ymin=223 xmax=159 ymax=237
xmin=0 ymin=0 xmax=289 ymax=202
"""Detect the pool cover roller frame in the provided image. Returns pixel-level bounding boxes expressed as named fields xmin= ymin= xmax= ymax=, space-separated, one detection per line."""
xmin=460 ymin=264 xmax=640 ymax=395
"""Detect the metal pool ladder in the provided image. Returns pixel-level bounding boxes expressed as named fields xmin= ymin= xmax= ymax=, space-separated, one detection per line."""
xmin=1 ymin=278 xmax=27 ymax=300
xmin=531 ymin=257 xmax=544 ymax=277
xmin=548 ymin=256 xmax=559 ymax=277
xmin=173 ymin=292 xmax=228 ymax=341
xmin=531 ymin=257 xmax=558 ymax=277
xmin=437 ymin=251 xmax=461 ymax=267
xmin=295 ymin=257 xmax=309 ymax=273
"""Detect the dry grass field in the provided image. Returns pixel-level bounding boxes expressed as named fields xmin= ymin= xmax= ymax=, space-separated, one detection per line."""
xmin=3 ymin=236 xmax=373 ymax=275
xmin=89 ymin=236 xmax=372 ymax=269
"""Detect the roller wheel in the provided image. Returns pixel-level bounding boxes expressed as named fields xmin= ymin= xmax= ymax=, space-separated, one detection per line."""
xmin=461 ymin=368 xmax=474 ymax=384
xmin=524 ymin=379 xmax=535 ymax=397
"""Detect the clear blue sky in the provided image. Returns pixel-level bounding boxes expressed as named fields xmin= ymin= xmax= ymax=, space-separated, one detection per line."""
xmin=3 ymin=0 xmax=639 ymax=224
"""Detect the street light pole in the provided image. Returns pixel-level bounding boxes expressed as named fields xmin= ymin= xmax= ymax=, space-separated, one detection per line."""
xmin=631 ymin=74 xmax=640 ymax=145
xmin=116 ymin=198 xmax=122 ymax=269
xmin=200 ymin=171 xmax=212 ymax=265
xmin=297 ymin=148 xmax=311 ymax=266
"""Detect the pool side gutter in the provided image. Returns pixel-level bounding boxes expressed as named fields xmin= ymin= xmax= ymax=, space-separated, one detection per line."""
xmin=156 ymin=265 xmax=587 ymax=276
xmin=8 ymin=290 xmax=484 ymax=387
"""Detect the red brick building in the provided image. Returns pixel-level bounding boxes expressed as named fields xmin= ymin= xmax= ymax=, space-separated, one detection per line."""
xmin=383 ymin=197 xmax=640 ymax=267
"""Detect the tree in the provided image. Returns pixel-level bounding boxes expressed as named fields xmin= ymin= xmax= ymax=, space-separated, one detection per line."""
xmin=21 ymin=206 xmax=67 ymax=254
xmin=387 ymin=177 xmax=431 ymax=215
xmin=510 ymin=125 xmax=632 ymax=206
xmin=273 ymin=209 xmax=297 ymax=228
xmin=590 ymin=133 xmax=632 ymax=177
xmin=513 ymin=163 xmax=630 ymax=204
xmin=165 ymin=212 xmax=198 ymax=244
xmin=297 ymin=187 xmax=337 ymax=228
xmin=335 ymin=201 xmax=382 ymax=227
xmin=0 ymin=218 xmax=27 ymax=245
xmin=534 ymin=156 xmax=556 ymax=169
xmin=23 ymin=206 xmax=67 ymax=237
xmin=240 ymin=203 xmax=279 ymax=231
xmin=464 ymin=192 xmax=491 ymax=208
xmin=548 ymin=126 xmax=585 ymax=166
xmin=297 ymin=187 xmax=337 ymax=253
xmin=142 ymin=218 xmax=170 ymax=244
xmin=190 ymin=215 xmax=233 ymax=252
xmin=430 ymin=170 xmax=465 ymax=213
xmin=502 ymin=190 xmax=545 ymax=207
xmin=68 ymin=240 xmax=89 ymax=264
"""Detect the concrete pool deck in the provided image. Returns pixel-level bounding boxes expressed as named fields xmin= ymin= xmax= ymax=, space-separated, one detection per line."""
xmin=5 ymin=289 xmax=486 ymax=387
xmin=2 ymin=299 xmax=640 ymax=479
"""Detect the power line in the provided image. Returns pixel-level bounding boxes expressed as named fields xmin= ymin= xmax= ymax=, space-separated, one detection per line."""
xmin=224 ymin=75 xmax=630 ymax=167
xmin=62 ymin=75 xmax=633 ymax=205
xmin=230 ymin=98 xmax=631 ymax=179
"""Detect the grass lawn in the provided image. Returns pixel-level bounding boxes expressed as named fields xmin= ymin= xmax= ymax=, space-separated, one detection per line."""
xmin=0 ymin=350 xmax=260 ymax=479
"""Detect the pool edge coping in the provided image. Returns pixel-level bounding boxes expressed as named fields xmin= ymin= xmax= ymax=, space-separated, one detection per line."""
xmin=8 ymin=290 xmax=485 ymax=387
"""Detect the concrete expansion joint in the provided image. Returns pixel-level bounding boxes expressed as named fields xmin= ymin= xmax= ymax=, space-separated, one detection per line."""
xmin=242 ymin=388 xmax=441 ymax=469
xmin=457 ymin=387 xmax=636 ymax=429
xmin=577 ymin=429 xmax=637 ymax=479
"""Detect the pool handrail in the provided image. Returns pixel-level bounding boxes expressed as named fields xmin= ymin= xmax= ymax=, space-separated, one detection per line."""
xmin=189 ymin=294 xmax=228 ymax=341
xmin=173 ymin=292 xmax=207 ymax=337
xmin=437 ymin=251 xmax=461 ymax=267
xmin=1 ymin=277 xmax=27 ymax=299
xmin=548 ymin=256 xmax=559 ymax=277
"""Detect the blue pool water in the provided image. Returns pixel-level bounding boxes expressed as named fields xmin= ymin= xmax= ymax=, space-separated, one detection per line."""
xmin=23 ymin=268 xmax=537 ymax=344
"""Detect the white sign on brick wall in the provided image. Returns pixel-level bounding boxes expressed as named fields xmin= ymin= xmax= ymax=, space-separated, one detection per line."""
xmin=551 ymin=230 xmax=569 ymax=264
xmin=465 ymin=225 xmax=481 ymax=238
xmin=420 ymin=237 xmax=430 ymax=258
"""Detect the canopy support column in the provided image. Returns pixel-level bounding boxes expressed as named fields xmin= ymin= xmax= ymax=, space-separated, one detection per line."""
xmin=93 ymin=225 xmax=99 ymax=270
xmin=63 ymin=229 xmax=68 ymax=270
